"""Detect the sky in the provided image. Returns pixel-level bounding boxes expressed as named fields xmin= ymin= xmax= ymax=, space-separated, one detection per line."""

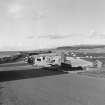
xmin=0 ymin=0 xmax=105 ymax=50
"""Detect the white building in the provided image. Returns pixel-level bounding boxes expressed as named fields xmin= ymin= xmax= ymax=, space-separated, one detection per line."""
xmin=32 ymin=53 xmax=64 ymax=67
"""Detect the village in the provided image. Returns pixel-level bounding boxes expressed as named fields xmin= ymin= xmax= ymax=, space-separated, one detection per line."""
xmin=23 ymin=50 xmax=103 ymax=72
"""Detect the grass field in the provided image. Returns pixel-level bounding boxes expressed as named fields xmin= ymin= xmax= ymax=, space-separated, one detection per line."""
xmin=0 ymin=62 xmax=105 ymax=105
xmin=0 ymin=47 xmax=105 ymax=105
xmin=78 ymin=68 xmax=105 ymax=78
xmin=1 ymin=67 xmax=105 ymax=105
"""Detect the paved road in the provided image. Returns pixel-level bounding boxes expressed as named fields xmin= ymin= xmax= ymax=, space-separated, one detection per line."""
xmin=1 ymin=70 xmax=105 ymax=105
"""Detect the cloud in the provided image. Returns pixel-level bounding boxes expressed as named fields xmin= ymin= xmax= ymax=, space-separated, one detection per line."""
xmin=7 ymin=2 xmax=24 ymax=19
xmin=26 ymin=35 xmax=35 ymax=39
xmin=39 ymin=33 xmax=85 ymax=39
xmin=39 ymin=34 xmax=72 ymax=39
xmin=89 ymin=31 xmax=105 ymax=39
xmin=6 ymin=1 xmax=47 ymax=20
xmin=9 ymin=4 xmax=23 ymax=14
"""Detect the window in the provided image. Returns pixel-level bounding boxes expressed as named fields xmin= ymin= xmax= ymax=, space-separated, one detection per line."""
xmin=37 ymin=58 xmax=41 ymax=61
xmin=43 ymin=56 xmax=45 ymax=60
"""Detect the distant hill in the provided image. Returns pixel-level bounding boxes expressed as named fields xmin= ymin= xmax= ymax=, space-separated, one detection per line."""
xmin=0 ymin=51 xmax=20 ymax=57
xmin=0 ymin=45 xmax=105 ymax=58
xmin=56 ymin=45 xmax=105 ymax=50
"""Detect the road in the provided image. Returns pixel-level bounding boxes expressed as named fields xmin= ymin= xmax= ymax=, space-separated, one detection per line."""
xmin=0 ymin=64 xmax=105 ymax=105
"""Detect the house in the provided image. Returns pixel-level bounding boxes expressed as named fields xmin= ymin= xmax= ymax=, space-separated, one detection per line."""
xmin=31 ymin=52 xmax=65 ymax=67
